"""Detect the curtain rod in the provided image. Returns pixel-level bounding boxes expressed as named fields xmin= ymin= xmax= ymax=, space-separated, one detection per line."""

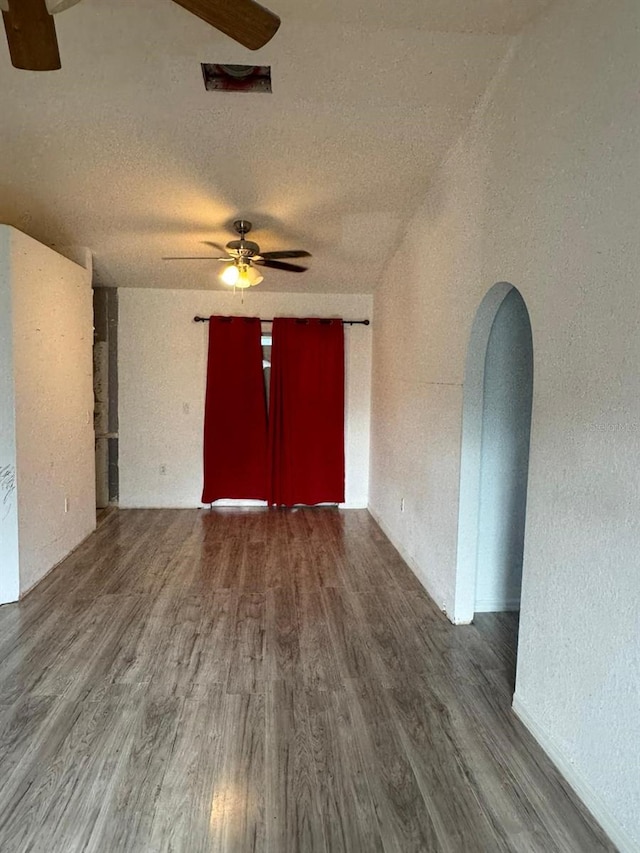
xmin=193 ymin=316 xmax=370 ymax=326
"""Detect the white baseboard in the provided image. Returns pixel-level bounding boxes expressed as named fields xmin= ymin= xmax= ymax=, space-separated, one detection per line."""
xmin=207 ymin=499 xmax=267 ymax=508
xmin=118 ymin=500 xmax=201 ymax=509
xmin=512 ymin=694 xmax=639 ymax=853
xmin=474 ymin=597 xmax=520 ymax=613
xmin=209 ymin=500 xmax=369 ymax=509
xmin=119 ymin=500 xmax=369 ymax=510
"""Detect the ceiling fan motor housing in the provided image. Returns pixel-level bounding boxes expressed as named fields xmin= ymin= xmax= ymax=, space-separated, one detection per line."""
xmin=227 ymin=239 xmax=260 ymax=257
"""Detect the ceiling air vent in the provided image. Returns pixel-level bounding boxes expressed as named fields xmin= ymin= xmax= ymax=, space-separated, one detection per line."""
xmin=201 ymin=64 xmax=272 ymax=93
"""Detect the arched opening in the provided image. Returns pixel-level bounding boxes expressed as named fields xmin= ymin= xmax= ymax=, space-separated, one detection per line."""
xmin=454 ymin=283 xmax=533 ymax=632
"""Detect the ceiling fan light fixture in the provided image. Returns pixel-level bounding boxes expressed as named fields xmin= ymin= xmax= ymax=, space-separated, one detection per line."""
xmin=243 ymin=264 xmax=264 ymax=287
xmin=221 ymin=263 xmax=239 ymax=286
xmin=221 ymin=261 xmax=263 ymax=289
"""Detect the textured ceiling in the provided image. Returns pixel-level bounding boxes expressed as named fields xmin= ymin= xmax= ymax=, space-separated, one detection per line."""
xmin=0 ymin=0 xmax=553 ymax=293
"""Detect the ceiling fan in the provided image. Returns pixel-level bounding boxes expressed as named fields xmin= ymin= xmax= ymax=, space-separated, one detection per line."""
xmin=163 ymin=219 xmax=311 ymax=289
xmin=1 ymin=0 xmax=280 ymax=71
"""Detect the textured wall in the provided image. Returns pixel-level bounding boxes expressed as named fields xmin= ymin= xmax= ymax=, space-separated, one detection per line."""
xmin=4 ymin=227 xmax=96 ymax=596
xmin=0 ymin=227 xmax=19 ymax=604
xmin=370 ymin=0 xmax=640 ymax=847
xmin=369 ymin=95 xmax=489 ymax=614
xmin=119 ymin=289 xmax=372 ymax=509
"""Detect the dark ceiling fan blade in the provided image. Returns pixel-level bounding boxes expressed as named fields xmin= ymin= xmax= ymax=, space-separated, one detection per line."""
xmin=162 ymin=256 xmax=230 ymax=261
xmin=2 ymin=0 xmax=61 ymax=71
xmin=203 ymin=241 xmax=229 ymax=253
xmin=254 ymin=259 xmax=308 ymax=273
xmin=171 ymin=0 xmax=280 ymax=50
xmin=259 ymin=250 xmax=311 ymax=260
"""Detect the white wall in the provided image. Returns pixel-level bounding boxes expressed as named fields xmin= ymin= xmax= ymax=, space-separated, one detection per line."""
xmin=119 ymin=289 xmax=372 ymax=509
xmin=475 ymin=288 xmax=532 ymax=612
xmin=369 ymin=0 xmax=640 ymax=848
xmin=0 ymin=227 xmax=19 ymax=604
xmin=0 ymin=226 xmax=96 ymax=597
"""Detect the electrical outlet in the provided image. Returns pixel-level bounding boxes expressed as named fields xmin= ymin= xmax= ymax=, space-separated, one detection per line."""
xmin=64 ymin=497 xmax=69 ymax=513
xmin=400 ymin=498 xmax=405 ymax=513
xmin=159 ymin=464 xmax=167 ymax=475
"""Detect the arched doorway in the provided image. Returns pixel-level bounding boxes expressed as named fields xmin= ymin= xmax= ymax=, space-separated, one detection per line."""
xmin=454 ymin=284 xmax=533 ymax=626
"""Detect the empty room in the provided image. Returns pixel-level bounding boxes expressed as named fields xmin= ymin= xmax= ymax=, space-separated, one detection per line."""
xmin=0 ymin=0 xmax=638 ymax=851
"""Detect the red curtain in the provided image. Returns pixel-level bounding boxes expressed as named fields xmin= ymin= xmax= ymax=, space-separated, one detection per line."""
xmin=268 ymin=318 xmax=345 ymax=506
xmin=202 ymin=316 xmax=268 ymax=503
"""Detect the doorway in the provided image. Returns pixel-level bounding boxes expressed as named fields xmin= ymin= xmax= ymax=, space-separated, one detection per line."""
xmin=93 ymin=287 xmax=119 ymax=510
xmin=454 ymin=283 xmax=533 ymax=629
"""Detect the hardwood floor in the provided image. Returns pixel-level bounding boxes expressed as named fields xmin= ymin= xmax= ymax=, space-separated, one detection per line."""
xmin=0 ymin=508 xmax=615 ymax=852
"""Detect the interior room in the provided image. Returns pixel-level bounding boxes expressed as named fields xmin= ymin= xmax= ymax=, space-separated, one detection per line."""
xmin=0 ymin=0 xmax=638 ymax=850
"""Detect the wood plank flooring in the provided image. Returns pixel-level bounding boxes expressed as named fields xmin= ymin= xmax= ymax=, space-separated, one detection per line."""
xmin=0 ymin=508 xmax=615 ymax=852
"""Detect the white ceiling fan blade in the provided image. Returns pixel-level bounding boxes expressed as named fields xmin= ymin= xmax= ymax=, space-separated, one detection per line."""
xmin=46 ymin=0 xmax=83 ymax=13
